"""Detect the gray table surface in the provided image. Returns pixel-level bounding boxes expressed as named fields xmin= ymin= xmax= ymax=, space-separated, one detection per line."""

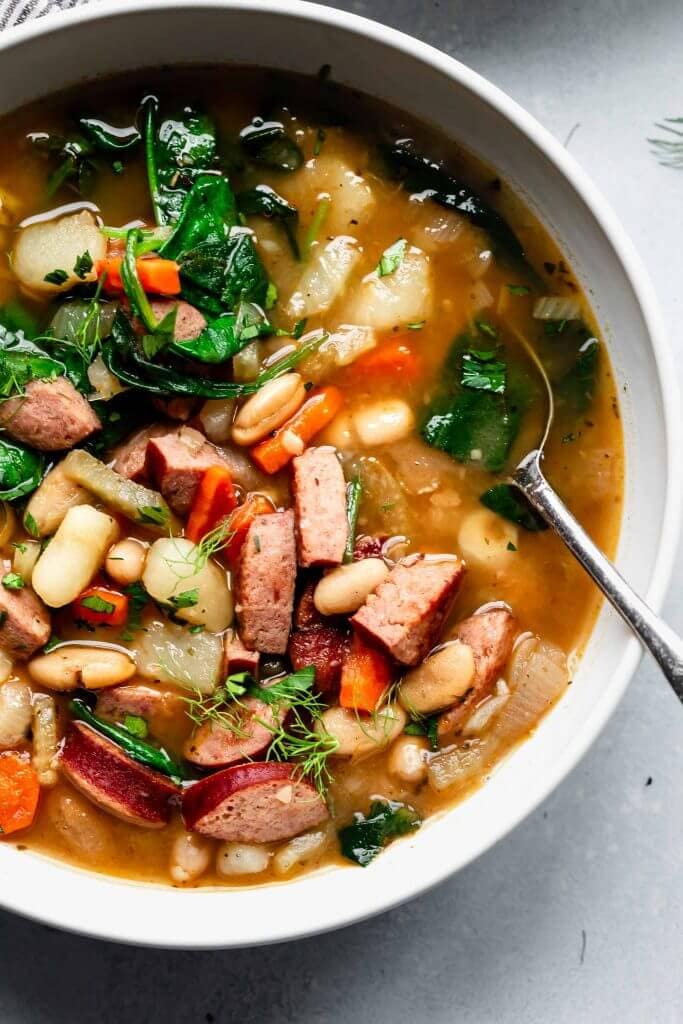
xmin=1 ymin=0 xmax=682 ymax=1021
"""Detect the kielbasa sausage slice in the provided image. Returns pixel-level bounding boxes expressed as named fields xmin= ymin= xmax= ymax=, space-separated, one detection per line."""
xmin=183 ymin=696 xmax=285 ymax=768
xmin=182 ymin=762 xmax=328 ymax=843
xmin=60 ymin=722 xmax=178 ymax=828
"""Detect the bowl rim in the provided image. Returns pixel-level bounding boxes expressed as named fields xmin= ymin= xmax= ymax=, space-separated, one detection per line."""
xmin=0 ymin=0 xmax=680 ymax=949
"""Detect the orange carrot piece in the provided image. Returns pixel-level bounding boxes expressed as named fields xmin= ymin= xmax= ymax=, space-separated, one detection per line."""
xmin=351 ymin=339 xmax=421 ymax=380
xmin=250 ymin=385 xmax=344 ymax=475
xmin=186 ymin=465 xmax=238 ymax=543
xmin=223 ymin=494 xmax=275 ymax=563
xmin=73 ymin=584 xmax=129 ymax=627
xmin=96 ymin=257 xmax=181 ymax=296
xmin=0 ymin=752 xmax=40 ymax=836
xmin=340 ymin=632 xmax=393 ymax=712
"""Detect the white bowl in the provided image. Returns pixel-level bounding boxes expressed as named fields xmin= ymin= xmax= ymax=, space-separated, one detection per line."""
xmin=0 ymin=0 xmax=679 ymax=949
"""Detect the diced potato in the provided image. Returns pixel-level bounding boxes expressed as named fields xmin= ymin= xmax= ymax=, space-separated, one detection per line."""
xmin=136 ymin=618 xmax=223 ymax=695
xmin=143 ymin=538 xmax=233 ymax=633
xmin=24 ymin=461 xmax=90 ymax=537
xmin=342 ymin=247 xmax=432 ymax=329
xmin=281 ymin=154 xmax=376 ymax=236
xmin=32 ymin=504 xmax=119 ymax=607
xmin=286 ymin=236 xmax=361 ymax=319
xmin=13 ymin=210 xmax=106 ymax=295
xmin=299 ymin=324 xmax=376 ymax=383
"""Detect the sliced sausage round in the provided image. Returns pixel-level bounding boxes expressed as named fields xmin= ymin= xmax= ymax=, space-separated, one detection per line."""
xmin=59 ymin=721 xmax=178 ymax=828
xmin=183 ymin=696 xmax=285 ymax=768
xmin=182 ymin=761 xmax=328 ymax=843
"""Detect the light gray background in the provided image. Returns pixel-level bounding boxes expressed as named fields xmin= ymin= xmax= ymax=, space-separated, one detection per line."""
xmin=0 ymin=1 xmax=682 ymax=1021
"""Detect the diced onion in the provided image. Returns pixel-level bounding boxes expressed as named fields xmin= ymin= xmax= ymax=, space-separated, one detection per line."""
xmin=532 ymin=296 xmax=582 ymax=321
xmin=287 ymin=235 xmax=361 ymax=319
xmin=232 ymin=341 xmax=262 ymax=382
xmin=136 ymin=619 xmax=223 ymax=695
xmin=273 ymin=827 xmax=331 ymax=877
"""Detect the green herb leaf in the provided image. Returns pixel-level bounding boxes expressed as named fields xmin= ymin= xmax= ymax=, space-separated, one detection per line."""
xmin=339 ymin=799 xmax=421 ymax=866
xmin=0 ymin=438 xmax=45 ymax=503
xmin=138 ymin=504 xmax=169 ymax=527
xmin=170 ymin=588 xmax=199 ymax=609
xmin=239 ymin=117 xmax=303 ymax=173
xmin=2 ymin=572 xmax=24 ymax=590
xmin=344 ymin=475 xmax=362 ymax=563
xmin=43 ymin=269 xmax=68 ymax=286
xmin=377 ymin=238 xmax=407 ymax=277
xmin=507 ymin=284 xmax=530 ymax=295
xmin=72 ymin=251 xmax=93 ymax=280
xmin=80 ymin=594 xmax=115 ymax=614
xmin=23 ymin=511 xmax=40 ymax=538
xmin=144 ymin=97 xmax=218 ymax=226
xmin=121 ymin=580 xmax=148 ymax=641
xmin=123 ymin=714 xmax=148 ymax=739
xmin=461 ymin=350 xmax=506 ymax=393
xmin=237 ymin=184 xmax=300 ymax=259
xmin=80 ymin=117 xmax=141 ymax=153
xmin=480 ymin=483 xmax=548 ymax=532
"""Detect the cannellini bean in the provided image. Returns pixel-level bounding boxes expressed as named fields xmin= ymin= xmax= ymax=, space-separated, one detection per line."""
xmin=387 ymin=734 xmax=429 ymax=784
xmin=105 ymin=538 xmax=147 ymax=586
xmin=169 ymin=832 xmax=212 ymax=884
xmin=318 ymin=409 xmax=359 ymax=450
xmin=314 ymin=558 xmax=388 ymax=616
xmin=352 ymin=399 xmax=415 ymax=447
xmin=24 ymin=461 xmax=90 ymax=537
xmin=28 ymin=646 xmax=136 ymax=692
xmin=13 ymin=210 xmax=106 ymax=295
xmin=12 ymin=540 xmax=41 ymax=585
xmin=199 ymin=399 xmax=235 ymax=444
xmin=32 ymin=504 xmax=119 ymax=607
xmin=317 ymin=704 xmax=407 ymax=760
xmin=0 ymin=680 xmax=32 ymax=747
xmin=232 ymin=373 xmax=305 ymax=446
xmin=216 ymin=841 xmax=271 ymax=876
xmin=48 ymin=791 xmax=110 ymax=860
xmin=399 ymin=641 xmax=476 ymax=715
xmin=457 ymin=508 xmax=519 ymax=570
xmin=31 ymin=692 xmax=58 ymax=786
xmin=273 ymin=827 xmax=331 ymax=877
xmin=143 ymin=538 xmax=233 ymax=633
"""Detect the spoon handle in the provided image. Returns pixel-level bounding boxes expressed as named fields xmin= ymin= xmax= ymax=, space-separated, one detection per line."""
xmin=513 ymin=453 xmax=683 ymax=703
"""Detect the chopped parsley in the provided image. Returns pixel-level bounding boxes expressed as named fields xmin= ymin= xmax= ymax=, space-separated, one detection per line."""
xmin=507 ymin=541 xmax=518 ymax=551
xmin=23 ymin=512 xmax=39 ymax=538
xmin=377 ymin=238 xmax=407 ymax=277
xmin=461 ymin=350 xmax=506 ymax=394
xmin=292 ymin=318 xmax=308 ymax=340
xmin=43 ymin=634 xmax=62 ymax=653
xmin=170 ymin=588 xmax=199 ymax=610
xmin=123 ymin=714 xmax=148 ymax=739
xmin=406 ymin=320 xmax=425 ymax=330
xmin=475 ymin=319 xmax=498 ymax=339
xmin=121 ymin=581 xmax=148 ymax=641
xmin=73 ymin=251 xmax=93 ymax=279
xmin=137 ymin=505 xmax=169 ymax=527
xmin=81 ymin=594 xmax=115 ymax=614
xmin=43 ymin=268 xmax=69 ymax=285
xmin=507 ymin=284 xmax=531 ymax=296
xmin=2 ymin=572 xmax=24 ymax=590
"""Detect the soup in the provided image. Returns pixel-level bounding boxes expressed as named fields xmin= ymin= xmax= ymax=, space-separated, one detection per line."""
xmin=0 ymin=68 xmax=622 ymax=885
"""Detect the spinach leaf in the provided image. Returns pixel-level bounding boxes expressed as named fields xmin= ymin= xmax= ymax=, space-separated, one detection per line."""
xmin=461 ymin=350 xmax=506 ymax=393
xmin=239 ymin=117 xmax=303 ymax=172
xmin=29 ymin=132 xmax=97 ymax=196
xmin=556 ymin=338 xmax=599 ymax=418
xmin=382 ymin=139 xmax=530 ymax=271
xmin=480 ymin=483 xmax=548 ymax=531
xmin=0 ymin=326 xmax=65 ymax=397
xmin=237 ymin=185 xmax=300 ymax=259
xmin=102 ymin=309 xmax=322 ymax=398
xmin=159 ymin=175 xmax=237 ymax=260
xmin=0 ymin=302 xmax=40 ymax=339
xmin=339 ymin=799 xmax=421 ymax=867
xmin=0 ymin=438 xmax=45 ymax=502
xmin=79 ymin=117 xmax=141 ymax=153
xmin=144 ymin=97 xmax=218 ymax=226
xmin=179 ymin=232 xmax=269 ymax=312
xmin=120 ymin=229 xmax=177 ymax=350
xmin=170 ymin=313 xmax=241 ymax=363
xmin=85 ymin=391 xmax=151 ymax=457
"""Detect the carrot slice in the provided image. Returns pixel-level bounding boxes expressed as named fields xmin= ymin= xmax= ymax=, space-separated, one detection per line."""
xmin=186 ymin=465 xmax=238 ymax=543
xmin=250 ymin=385 xmax=344 ymax=475
xmin=96 ymin=257 xmax=181 ymax=296
xmin=351 ymin=339 xmax=421 ymax=380
xmin=223 ymin=494 xmax=274 ymax=563
xmin=73 ymin=584 xmax=129 ymax=627
xmin=0 ymin=752 xmax=40 ymax=836
xmin=340 ymin=632 xmax=393 ymax=712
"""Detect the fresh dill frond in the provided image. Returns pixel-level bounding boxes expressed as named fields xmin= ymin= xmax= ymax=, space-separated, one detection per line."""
xmin=649 ymin=117 xmax=683 ymax=169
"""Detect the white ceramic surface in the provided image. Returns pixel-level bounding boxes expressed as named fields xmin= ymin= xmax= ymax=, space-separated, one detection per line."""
xmin=0 ymin=0 xmax=679 ymax=949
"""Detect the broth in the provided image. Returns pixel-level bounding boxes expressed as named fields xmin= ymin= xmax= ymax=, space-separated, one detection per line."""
xmin=0 ymin=68 xmax=622 ymax=886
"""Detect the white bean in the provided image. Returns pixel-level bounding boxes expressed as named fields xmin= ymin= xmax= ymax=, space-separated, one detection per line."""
xmin=273 ymin=827 xmax=331 ymax=877
xmin=0 ymin=680 xmax=32 ymax=748
xmin=352 ymin=398 xmax=415 ymax=447
xmin=12 ymin=539 xmax=41 ymax=585
xmin=105 ymin=538 xmax=147 ymax=586
xmin=318 ymin=410 xmax=359 ymax=450
xmin=457 ymin=508 xmax=519 ymax=570
xmin=143 ymin=538 xmax=233 ymax=633
xmin=32 ymin=504 xmax=119 ymax=607
xmin=232 ymin=373 xmax=305 ymax=446
xmin=216 ymin=842 xmax=271 ymax=876
xmin=317 ymin=704 xmax=407 ymax=760
xmin=199 ymin=399 xmax=235 ymax=444
xmin=31 ymin=692 xmax=58 ymax=786
xmin=398 ymin=641 xmax=476 ymax=715
xmin=169 ymin=832 xmax=212 ymax=884
xmin=387 ymin=734 xmax=429 ymax=784
xmin=314 ymin=558 xmax=388 ymax=616
xmin=28 ymin=646 xmax=136 ymax=692
xmin=48 ymin=791 xmax=110 ymax=860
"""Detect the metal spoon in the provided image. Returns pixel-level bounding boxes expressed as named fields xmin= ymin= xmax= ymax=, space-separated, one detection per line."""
xmin=509 ymin=334 xmax=683 ymax=703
